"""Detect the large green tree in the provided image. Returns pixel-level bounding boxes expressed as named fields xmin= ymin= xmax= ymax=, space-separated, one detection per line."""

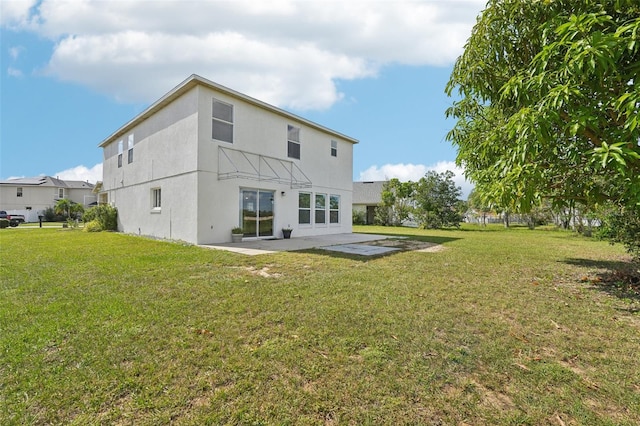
xmin=378 ymin=179 xmax=416 ymax=226
xmin=414 ymin=171 xmax=464 ymax=228
xmin=446 ymin=0 xmax=640 ymax=210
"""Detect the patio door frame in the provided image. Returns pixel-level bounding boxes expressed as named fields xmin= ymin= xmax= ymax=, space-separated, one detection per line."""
xmin=240 ymin=188 xmax=275 ymax=239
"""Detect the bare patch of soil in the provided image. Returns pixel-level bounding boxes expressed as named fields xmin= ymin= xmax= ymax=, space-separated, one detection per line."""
xmin=364 ymin=239 xmax=445 ymax=252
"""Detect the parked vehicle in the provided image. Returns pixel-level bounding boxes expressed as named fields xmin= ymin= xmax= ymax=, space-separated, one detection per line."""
xmin=0 ymin=211 xmax=23 ymax=227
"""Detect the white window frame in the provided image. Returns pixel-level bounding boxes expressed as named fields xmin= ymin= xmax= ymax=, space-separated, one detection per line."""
xmin=127 ymin=134 xmax=134 ymax=164
xmin=212 ymin=98 xmax=234 ymax=143
xmin=151 ymin=187 xmax=161 ymax=212
xmin=17 ymin=187 xmax=23 ymax=197
xmin=331 ymin=140 xmax=337 ymax=157
xmin=330 ymin=194 xmax=340 ymax=224
xmin=58 ymin=188 xmax=64 ymax=199
xmin=315 ymin=193 xmax=327 ymax=225
xmin=117 ymin=140 xmax=123 ymax=168
xmin=298 ymin=192 xmax=311 ymax=225
xmin=287 ymin=125 xmax=301 ymax=159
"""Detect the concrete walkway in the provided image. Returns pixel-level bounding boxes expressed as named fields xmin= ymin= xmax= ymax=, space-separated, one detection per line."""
xmin=199 ymin=233 xmax=398 ymax=256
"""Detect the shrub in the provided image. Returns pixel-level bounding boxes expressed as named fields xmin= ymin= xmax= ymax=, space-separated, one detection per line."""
xmin=83 ymin=220 xmax=103 ymax=232
xmin=83 ymin=205 xmax=118 ymax=231
xmin=43 ymin=207 xmax=66 ymax=222
xmin=597 ymin=204 xmax=640 ymax=263
xmin=352 ymin=210 xmax=366 ymax=225
xmin=0 ymin=219 xmax=8 ymax=229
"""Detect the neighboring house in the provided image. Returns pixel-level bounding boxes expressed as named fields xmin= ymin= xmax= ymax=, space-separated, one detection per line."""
xmin=99 ymin=74 xmax=358 ymax=245
xmin=352 ymin=181 xmax=385 ymax=225
xmin=0 ymin=176 xmax=96 ymax=222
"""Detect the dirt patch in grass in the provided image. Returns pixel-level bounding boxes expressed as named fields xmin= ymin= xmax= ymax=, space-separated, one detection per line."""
xmin=363 ymin=239 xmax=445 ymax=252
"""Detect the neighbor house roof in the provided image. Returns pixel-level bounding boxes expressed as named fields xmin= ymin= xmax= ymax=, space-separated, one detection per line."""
xmin=352 ymin=181 xmax=385 ymax=204
xmin=99 ymin=74 xmax=359 ymax=148
xmin=0 ymin=176 xmax=95 ymax=189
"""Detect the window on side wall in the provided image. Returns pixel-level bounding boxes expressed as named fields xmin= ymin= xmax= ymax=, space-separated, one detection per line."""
xmin=127 ymin=134 xmax=134 ymax=164
xmin=315 ymin=193 xmax=326 ymax=224
xmin=331 ymin=140 xmax=337 ymax=157
xmin=330 ymin=195 xmax=340 ymax=223
xmin=118 ymin=140 xmax=123 ymax=168
xmin=17 ymin=187 xmax=23 ymax=197
xmin=298 ymin=192 xmax=311 ymax=224
xmin=287 ymin=125 xmax=300 ymax=159
xmin=151 ymin=187 xmax=162 ymax=211
xmin=58 ymin=188 xmax=64 ymax=199
xmin=212 ymin=98 xmax=234 ymax=143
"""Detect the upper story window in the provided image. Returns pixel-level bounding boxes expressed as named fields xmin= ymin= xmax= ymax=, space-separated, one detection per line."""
xmin=127 ymin=134 xmax=134 ymax=164
xmin=117 ymin=140 xmax=123 ymax=168
xmin=288 ymin=125 xmax=300 ymax=159
xmin=17 ymin=187 xmax=23 ymax=197
xmin=331 ymin=140 xmax=337 ymax=157
xmin=58 ymin=188 xmax=64 ymax=199
xmin=212 ymin=98 xmax=234 ymax=143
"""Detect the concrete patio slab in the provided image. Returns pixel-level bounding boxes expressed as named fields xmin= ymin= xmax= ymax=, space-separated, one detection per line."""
xmin=199 ymin=233 xmax=399 ymax=256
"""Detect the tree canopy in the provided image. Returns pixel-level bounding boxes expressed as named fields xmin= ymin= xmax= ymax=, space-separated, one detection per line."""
xmin=446 ymin=0 xmax=640 ymax=211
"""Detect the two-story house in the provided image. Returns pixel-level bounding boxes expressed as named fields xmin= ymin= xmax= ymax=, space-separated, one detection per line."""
xmin=0 ymin=176 xmax=96 ymax=222
xmin=99 ymin=74 xmax=358 ymax=245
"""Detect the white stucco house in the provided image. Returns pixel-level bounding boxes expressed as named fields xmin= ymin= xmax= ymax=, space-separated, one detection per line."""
xmin=99 ymin=74 xmax=358 ymax=244
xmin=0 ymin=176 xmax=96 ymax=222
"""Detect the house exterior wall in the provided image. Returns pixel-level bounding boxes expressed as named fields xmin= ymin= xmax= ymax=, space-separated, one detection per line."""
xmin=0 ymin=178 xmax=95 ymax=222
xmin=101 ymin=75 xmax=356 ymax=245
xmin=102 ymin=88 xmax=200 ymax=242
xmin=194 ymin=85 xmax=354 ymax=243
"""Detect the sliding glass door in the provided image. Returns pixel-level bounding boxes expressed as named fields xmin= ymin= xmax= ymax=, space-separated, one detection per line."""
xmin=241 ymin=189 xmax=274 ymax=238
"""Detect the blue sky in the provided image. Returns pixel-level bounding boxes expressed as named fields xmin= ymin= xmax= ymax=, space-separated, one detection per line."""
xmin=1 ymin=0 xmax=485 ymax=197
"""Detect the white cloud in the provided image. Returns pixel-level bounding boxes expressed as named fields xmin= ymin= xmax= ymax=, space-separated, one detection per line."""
xmin=9 ymin=46 xmax=24 ymax=60
xmin=7 ymin=67 xmax=24 ymax=77
xmin=358 ymin=161 xmax=474 ymax=199
xmin=53 ymin=163 xmax=102 ymax=183
xmin=4 ymin=0 xmax=485 ymax=109
xmin=0 ymin=0 xmax=38 ymax=27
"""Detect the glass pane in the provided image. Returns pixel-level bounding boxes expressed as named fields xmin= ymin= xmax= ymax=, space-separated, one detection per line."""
xmin=213 ymin=120 xmax=233 ymax=143
xmin=287 ymin=125 xmax=300 ymax=142
xmin=330 ymin=211 xmax=339 ymax=223
xmin=330 ymin=195 xmax=339 ymax=209
xmin=258 ymin=191 xmax=274 ymax=237
xmin=299 ymin=210 xmax=310 ymax=224
xmin=213 ymin=99 xmax=233 ymax=122
xmin=315 ymin=209 xmax=325 ymax=224
xmin=288 ymin=141 xmax=300 ymax=159
xmin=242 ymin=190 xmax=257 ymax=236
xmin=315 ymin=194 xmax=325 ymax=209
xmin=299 ymin=192 xmax=310 ymax=208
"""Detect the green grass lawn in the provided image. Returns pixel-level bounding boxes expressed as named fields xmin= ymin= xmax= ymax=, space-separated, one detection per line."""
xmin=1 ymin=226 xmax=638 ymax=425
